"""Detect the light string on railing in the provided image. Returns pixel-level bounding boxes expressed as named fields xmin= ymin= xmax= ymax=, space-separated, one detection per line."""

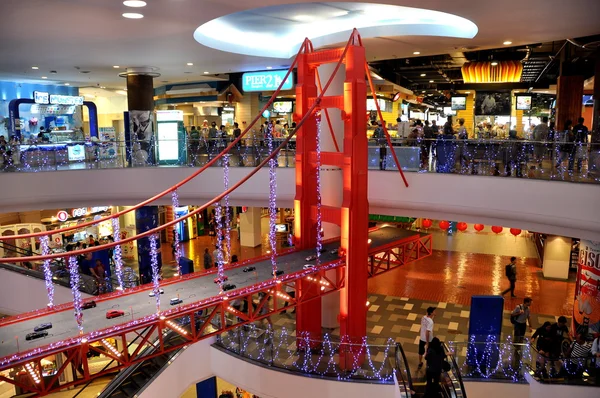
xmin=111 ymin=218 xmax=125 ymax=291
xmin=315 ymin=114 xmax=323 ymax=263
xmin=67 ymin=256 xmax=84 ymax=334
xmin=267 ymin=123 xmax=278 ymax=276
xmin=149 ymin=234 xmax=161 ymax=312
xmin=223 ymin=154 xmax=232 ymax=263
xmin=171 ymin=190 xmax=182 ymax=275
xmin=39 ymin=236 xmax=55 ymax=307
xmin=215 ymin=203 xmax=226 ymax=291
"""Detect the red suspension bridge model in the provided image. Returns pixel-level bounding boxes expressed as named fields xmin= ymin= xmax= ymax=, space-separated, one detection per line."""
xmin=0 ymin=30 xmax=429 ymax=396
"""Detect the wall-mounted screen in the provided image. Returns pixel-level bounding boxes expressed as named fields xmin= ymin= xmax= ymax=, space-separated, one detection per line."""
xmin=515 ymin=95 xmax=532 ymax=111
xmin=451 ymin=96 xmax=467 ymax=111
xmin=273 ymin=101 xmax=293 ymax=113
xmin=475 ymin=91 xmax=511 ymax=115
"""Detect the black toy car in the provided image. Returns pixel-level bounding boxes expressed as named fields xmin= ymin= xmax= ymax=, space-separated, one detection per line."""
xmin=243 ymin=266 xmax=256 ymax=272
xmin=272 ymin=270 xmax=284 ymax=276
xmin=223 ymin=283 xmax=236 ymax=291
xmin=26 ymin=331 xmax=48 ymax=341
xmin=33 ymin=323 xmax=52 ymax=332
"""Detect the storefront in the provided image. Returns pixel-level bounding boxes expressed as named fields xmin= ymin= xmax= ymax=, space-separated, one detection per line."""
xmin=43 ymin=206 xmax=113 ymax=245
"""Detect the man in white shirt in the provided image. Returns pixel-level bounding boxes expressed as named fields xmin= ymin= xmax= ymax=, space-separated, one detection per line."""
xmin=418 ymin=306 xmax=436 ymax=369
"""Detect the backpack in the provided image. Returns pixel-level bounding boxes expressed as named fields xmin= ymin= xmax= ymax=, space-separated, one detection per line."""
xmin=510 ymin=305 xmax=522 ymax=325
xmin=505 ymin=264 xmax=513 ymax=278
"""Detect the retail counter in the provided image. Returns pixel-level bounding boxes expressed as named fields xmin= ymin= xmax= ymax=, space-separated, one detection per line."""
xmin=18 ymin=142 xmax=89 ymax=167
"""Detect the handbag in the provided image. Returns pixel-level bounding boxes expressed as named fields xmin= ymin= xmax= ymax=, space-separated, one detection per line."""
xmin=442 ymin=359 xmax=452 ymax=372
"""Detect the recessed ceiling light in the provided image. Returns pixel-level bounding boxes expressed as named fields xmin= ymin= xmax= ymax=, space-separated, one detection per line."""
xmin=544 ymin=90 xmax=549 ymax=93
xmin=31 ymin=66 xmax=39 ymax=70
xmin=64 ymin=83 xmax=70 ymax=86
xmin=41 ymin=76 xmax=47 ymax=79
xmin=413 ymin=51 xmax=421 ymax=55
xmin=186 ymin=62 xmax=194 ymax=66
xmin=503 ymin=41 xmax=512 ymax=45
xmin=465 ymin=91 xmax=471 ymax=94
xmin=123 ymin=0 xmax=147 ymax=7
xmin=113 ymin=65 xmax=120 ymax=69
xmin=122 ymin=13 xmax=143 ymax=19
xmin=100 ymin=86 xmax=106 ymax=89
xmin=266 ymin=66 xmax=272 ymax=70
xmin=514 ymin=90 xmax=519 ymax=93
xmin=203 ymin=71 xmax=209 ymax=74
xmin=420 ymin=73 xmax=426 ymax=77
xmin=491 ymin=61 xmax=498 ymax=66
xmin=429 ymin=80 xmax=434 ymax=83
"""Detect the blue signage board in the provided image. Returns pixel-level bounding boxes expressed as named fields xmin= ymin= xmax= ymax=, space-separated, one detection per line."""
xmin=242 ymin=70 xmax=294 ymax=92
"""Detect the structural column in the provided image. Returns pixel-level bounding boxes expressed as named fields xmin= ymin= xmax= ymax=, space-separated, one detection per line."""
xmin=542 ymin=235 xmax=572 ymax=280
xmin=239 ymin=207 xmax=262 ymax=248
xmin=121 ymin=67 xmax=160 ymax=166
xmin=135 ymin=206 xmax=161 ymax=284
xmin=573 ymin=240 xmax=600 ymax=334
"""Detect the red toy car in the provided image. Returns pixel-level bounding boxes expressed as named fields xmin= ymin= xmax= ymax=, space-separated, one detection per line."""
xmin=106 ymin=310 xmax=125 ymax=319
xmin=214 ymin=275 xmax=228 ymax=283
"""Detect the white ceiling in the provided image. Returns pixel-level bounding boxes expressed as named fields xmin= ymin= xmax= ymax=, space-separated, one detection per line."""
xmin=0 ymin=0 xmax=598 ymax=90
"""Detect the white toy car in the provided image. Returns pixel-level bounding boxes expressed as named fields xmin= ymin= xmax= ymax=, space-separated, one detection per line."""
xmin=149 ymin=289 xmax=164 ymax=297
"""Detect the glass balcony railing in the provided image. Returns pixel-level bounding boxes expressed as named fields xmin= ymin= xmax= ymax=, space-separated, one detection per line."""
xmin=1 ymin=137 xmax=598 ymax=184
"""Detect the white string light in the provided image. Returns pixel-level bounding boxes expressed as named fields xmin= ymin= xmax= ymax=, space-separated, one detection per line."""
xmin=39 ymin=236 xmax=55 ymax=307
xmin=67 ymin=256 xmax=84 ymax=334
xmin=149 ymin=234 xmax=161 ymax=312
xmin=111 ymin=218 xmax=125 ymax=291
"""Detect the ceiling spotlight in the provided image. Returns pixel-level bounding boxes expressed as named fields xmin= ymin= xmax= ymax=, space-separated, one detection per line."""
xmin=31 ymin=66 xmax=39 ymax=70
xmin=122 ymin=12 xmax=144 ymax=19
xmin=465 ymin=91 xmax=471 ymax=94
xmin=491 ymin=61 xmax=498 ymax=66
xmin=64 ymin=83 xmax=70 ymax=86
xmin=266 ymin=66 xmax=272 ymax=70
xmin=186 ymin=62 xmax=194 ymax=66
xmin=113 ymin=65 xmax=120 ymax=69
xmin=429 ymin=80 xmax=434 ymax=83
xmin=421 ymin=90 xmax=426 ymax=93
xmin=41 ymin=76 xmax=47 ymax=79
xmin=123 ymin=0 xmax=147 ymax=7
xmin=203 ymin=71 xmax=209 ymax=74
xmin=413 ymin=51 xmax=421 ymax=55
xmin=420 ymin=73 xmax=426 ymax=77
xmin=503 ymin=41 xmax=512 ymax=45
xmin=100 ymin=86 xmax=106 ymax=89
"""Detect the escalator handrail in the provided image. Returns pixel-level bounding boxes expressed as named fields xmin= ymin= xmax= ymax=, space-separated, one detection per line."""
xmin=0 ymin=241 xmax=40 ymax=257
xmin=443 ymin=342 xmax=467 ymax=398
xmin=394 ymin=342 xmax=413 ymax=392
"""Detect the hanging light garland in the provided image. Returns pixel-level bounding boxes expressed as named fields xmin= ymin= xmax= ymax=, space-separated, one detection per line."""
xmin=111 ymin=218 xmax=125 ymax=291
xmin=267 ymin=123 xmax=278 ymax=275
xmin=214 ymin=203 xmax=226 ymax=291
xmin=149 ymin=234 xmax=161 ymax=313
xmin=39 ymin=236 xmax=55 ymax=307
xmin=67 ymin=256 xmax=84 ymax=334
xmin=315 ymin=114 xmax=323 ymax=262
xmin=223 ymin=154 xmax=232 ymax=263
xmin=171 ymin=190 xmax=182 ymax=276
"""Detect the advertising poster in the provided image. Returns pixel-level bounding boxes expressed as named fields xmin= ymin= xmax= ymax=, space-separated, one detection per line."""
xmin=475 ymin=92 xmax=511 ymax=115
xmin=574 ymin=240 xmax=600 ymax=334
xmin=129 ymin=110 xmax=155 ymax=166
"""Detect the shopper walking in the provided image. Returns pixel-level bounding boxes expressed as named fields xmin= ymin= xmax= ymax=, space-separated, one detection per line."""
xmin=501 ymin=256 xmax=518 ymax=298
xmin=418 ymin=306 xmax=437 ymax=369
xmin=203 ymin=248 xmax=213 ymax=270
xmin=511 ymin=297 xmax=533 ymax=343
xmin=424 ymin=337 xmax=446 ymax=397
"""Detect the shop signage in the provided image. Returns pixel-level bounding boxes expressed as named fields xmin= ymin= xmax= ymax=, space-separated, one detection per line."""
xmin=156 ymin=110 xmax=183 ymax=122
xmin=242 ymin=70 xmax=293 ymax=92
xmin=31 ymin=104 xmax=76 ymax=115
xmin=72 ymin=208 xmax=88 ymax=217
xmin=34 ymin=91 xmax=84 ymax=106
xmin=69 ymin=206 xmax=109 ymax=218
xmin=222 ymin=106 xmax=235 ymax=112
xmin=56 ymin=211 xmax=69 ymax=222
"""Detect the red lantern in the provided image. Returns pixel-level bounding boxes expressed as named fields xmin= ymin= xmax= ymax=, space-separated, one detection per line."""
xmin=474 ymin=224 xmax=484 ymax=232
xmin=439 ymin=220 xmax=450 ymax=230
xmin=491 ymin=226 xmax=503 ymax=234
xmin=422 ymin=219 xmax=432 ymax=229
xmin=510 ymin=228 xmax=522 ymax=236
xmin=457 ymin=222 xmax=468 ymax=232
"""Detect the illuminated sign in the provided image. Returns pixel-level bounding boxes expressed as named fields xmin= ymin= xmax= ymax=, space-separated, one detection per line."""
xmin=72 ymin=208 xmax=88 ymax=217
xmin=156 ymin=110 xmax=183 ymax=122
xmin=34 ymin=91 xmax=84 ymax=106
xmin=69 ymin=206 xmax=108 ymax=218
xmin=242 ymin=70 xmax=294 ymax=92
xmin=56 ymin=211 xmax=69 ymax=222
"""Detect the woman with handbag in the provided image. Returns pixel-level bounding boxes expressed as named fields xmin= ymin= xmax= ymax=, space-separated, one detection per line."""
xmin=425 ymin=337 xmax=447 ymax=397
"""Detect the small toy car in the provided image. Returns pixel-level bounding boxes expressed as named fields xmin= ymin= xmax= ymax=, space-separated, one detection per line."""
xmin=33 ymin=323 xmax=53 ymax=332
xmin=305 ymin=255 xmax=317 ymax=262
xmin=106 ymin=310 xmax=125 ymax=319
xmin=26 ymin=331 xmax=48 ymax=341
xmin=223 ymin=283 xmax=236 ymax=291
xmin=149 ymin=289 xmax=164 ymax=297
xmin=82 ymin=300 xmax=97 ymax=310
xmin=243 ymin=266 xmax=256 ymax=272
xmin=170 ymin=297 xmax=183 ymax=305
xmin=214 ymin=275 xmax=228 ymax=283
xmin=273 ymin=270 xmax=284 ymax=276
xmin=303 ymin=264 xmax=315 ymax=270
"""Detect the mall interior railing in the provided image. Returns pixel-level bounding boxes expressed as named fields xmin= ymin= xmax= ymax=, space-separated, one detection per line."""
xmin=1 ymin=137 xmax=598 ymax=184
xmin=447 ymin=339 xmax=599 ymax=387
xmin=214 ymin=324 xmax=412 ymax=395
xmin=442 ymin=342 xmax=467 ymax=398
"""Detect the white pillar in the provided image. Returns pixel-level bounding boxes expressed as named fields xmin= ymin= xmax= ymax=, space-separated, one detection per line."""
xmin=318 ymin=63 xmax=346 ymax=329
xmin=239 ymin=207 xmax=262 ymax=247
xmin=542 ymin=235 xmax=573 ymax=280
